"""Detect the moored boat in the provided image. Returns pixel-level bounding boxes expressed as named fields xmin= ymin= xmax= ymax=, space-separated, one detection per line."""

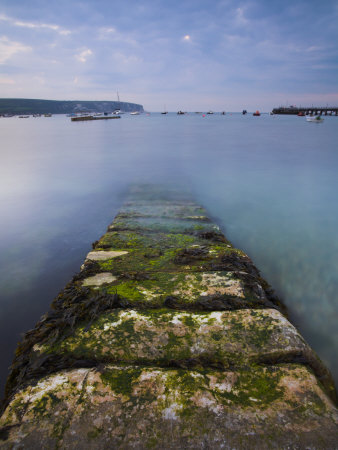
xmin=306 ymin=115 xmax=324 ymax=123
xmin=253 ymin=110 xmax=260 ymax=116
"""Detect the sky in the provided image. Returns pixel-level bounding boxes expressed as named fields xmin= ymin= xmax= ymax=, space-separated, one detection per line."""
xmin=0 ymin=0 xmax=337 ymax=111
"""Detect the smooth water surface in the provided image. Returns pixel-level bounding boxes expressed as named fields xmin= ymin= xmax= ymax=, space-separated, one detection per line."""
xmin=1 ymin=113 xmax=337 ymax=395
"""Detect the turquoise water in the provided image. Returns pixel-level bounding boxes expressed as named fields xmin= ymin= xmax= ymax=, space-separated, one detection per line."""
xmin=0 ymin=112 xmax=337 ymax=394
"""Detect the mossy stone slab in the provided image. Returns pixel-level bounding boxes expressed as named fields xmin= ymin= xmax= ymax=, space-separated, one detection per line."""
xmin=80 ymin=271 xmax=269 ymax=309
xmin=118 ymin=203 xmax=209 ymax=220
xmin=90 ymin=245 xmax=243 ymax=274
xmin=96 ymin=230 xmax=231 ymax=251
xmin=108 ymin=216 xmax=221 ymax=234
xmin=1 ymin=365 xmax=337 ymax=449
xmin=125 ymin=184 xmax=195 ymax=202
xmin=36 ymin=309 xmax=311 ymax=369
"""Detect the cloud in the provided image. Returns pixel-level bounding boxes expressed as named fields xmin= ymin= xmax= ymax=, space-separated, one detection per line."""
xmin=111 ymin=51 xmax=141 ymax=70
xmin=0 ymin=36 xmax=32 ymax=63
xmin=99 ymin=27 xmax=117 ymax=36
xmin=75 ymin=48 xmax=93 ymax=63
xmin=306 ymin=46 xmax=323 ymax=52
xmin=0 ymin=76 xmax=15 ymax=84
xmin=0 ymin=14 xmax=71 ymax=35
xmin=234 ymin=7 xmax=248 ymax=26
xmin=98 ymin=26 xmax=138 ymax=46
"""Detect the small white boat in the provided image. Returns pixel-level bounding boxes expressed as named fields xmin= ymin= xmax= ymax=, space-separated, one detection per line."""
xmin=306 ymin=115 xmax=324 ymax=123
xmin=207 ymin=111 xmax=214 ymax=114
xmin=130 ymin=111 xmax=140 ymax=115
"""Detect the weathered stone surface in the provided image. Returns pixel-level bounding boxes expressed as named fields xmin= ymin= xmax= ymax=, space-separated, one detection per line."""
xmin=1 ymin=365 xmax=337 ymax=449
xmin=33 ymin=308 xmax=313 ymax=369
xmin=1 ymin=184 xmax=337 ymax=448
xmin=118 ymin=202 xmax=210 ymax=220
xmin=108 ymin=216 xmax=221 ymax=234
xmin=96 ymin=230 xmax=230 ymax=250
xmin=86 ymin=250 xmax=129 ymax=261
xmin=79 ymin=270 xmax=272 ymax=309
xmin=82 ymin=272 xmax=117 ymax=286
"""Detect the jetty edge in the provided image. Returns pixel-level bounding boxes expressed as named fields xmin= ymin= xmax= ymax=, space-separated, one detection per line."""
xmin=0 ymin=185 xmax=337 ymax=448
xmin=272 ymin=105 xmax=338 ymax=116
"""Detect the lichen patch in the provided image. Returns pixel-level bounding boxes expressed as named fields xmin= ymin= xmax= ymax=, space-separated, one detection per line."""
xmin=86 ymin=250 xmax=128 ymax=261
xmin=82 ymin=273 xmax=117 ymax=286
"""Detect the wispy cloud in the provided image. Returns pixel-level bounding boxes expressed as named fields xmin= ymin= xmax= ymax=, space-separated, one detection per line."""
xmin=97 ymin=26 xmax=138 ymax=46
xmin=0 ymin=76 xmax=15 ymax=84
xmin=0 ymin=0 xmax=337 ymax=110
xmin=234 ymin=6 xmax=249 ymax=26
xmin=0 ymin=36 xmax=31 ymax=63
xmin=75 ymin=48 xmax=93 ymax=63
xmin=0 ymin=14 xmax=71 ymax=35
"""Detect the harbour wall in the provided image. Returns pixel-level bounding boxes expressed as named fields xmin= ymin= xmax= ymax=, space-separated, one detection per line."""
xmin=272 ymin=106 xmax=338 ymax=115
xmin=0 ymin=185 xmax=337 ymax=448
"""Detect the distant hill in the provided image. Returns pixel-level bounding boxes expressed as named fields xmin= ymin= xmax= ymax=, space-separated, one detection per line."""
xmin=0 ymin=98 xmax=144 ymax=114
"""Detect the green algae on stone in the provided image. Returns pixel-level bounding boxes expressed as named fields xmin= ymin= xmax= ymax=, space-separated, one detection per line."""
xmin=108 ymin=216 xmax=221 ymax=234
xmin=93 ymin=245 xmax=244 ymax=275
xmin=117 ymin=203 xmax=210 ymax=221
xmin=100 ymin=366 xmax=143 ymax=396
xmin=35 ymin=309 xmax=312 ymax=370
xmin=80 ymin=271 xmax=271 ymax=310
xmin=96 ymin=231 xmax=230 ymax=251
xmin=1 ymin=364 xmax=337 ymax=449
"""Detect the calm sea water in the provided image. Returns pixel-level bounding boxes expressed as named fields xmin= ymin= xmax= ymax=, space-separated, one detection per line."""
xmin=1 ymin=112 xmax=337 ymax=395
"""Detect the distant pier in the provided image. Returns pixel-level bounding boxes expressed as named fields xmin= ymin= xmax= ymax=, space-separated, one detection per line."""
xmin=71 ymin=115 xmax=120 ymax=122
xmin=272 ymin=106 xmax=338 ymax=115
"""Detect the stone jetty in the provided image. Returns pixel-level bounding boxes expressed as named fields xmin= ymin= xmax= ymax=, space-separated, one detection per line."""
xmin=1 ymin=185 xmax=337 ymax=448
xmin=272 ymin=106 xmax=338 ymax=115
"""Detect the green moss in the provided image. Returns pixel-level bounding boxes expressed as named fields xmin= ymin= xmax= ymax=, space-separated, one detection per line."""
xmin=214 ymin=366 xmax=284 ymax=407
xmin=100 ymin=367 xmax=143 ymax=396
xmin=107 ymin=282 xmax=145 ymax=302
xmin=31 ymin=393 xmax=61 ymax=417
xmin=52 ymin=420 xmax=69 ymax=440
xmin=146 ymin=436 xmax=160 ymax=449
xmin=182 ymin=315 xmax=197 ymax=329
xmin=165 ymin=331 xmax=182 ymax=350
xmin=87 ymin=426 xmax=103 ymax=439
xmin=211 ymin=332 xmax=222 ymax=341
